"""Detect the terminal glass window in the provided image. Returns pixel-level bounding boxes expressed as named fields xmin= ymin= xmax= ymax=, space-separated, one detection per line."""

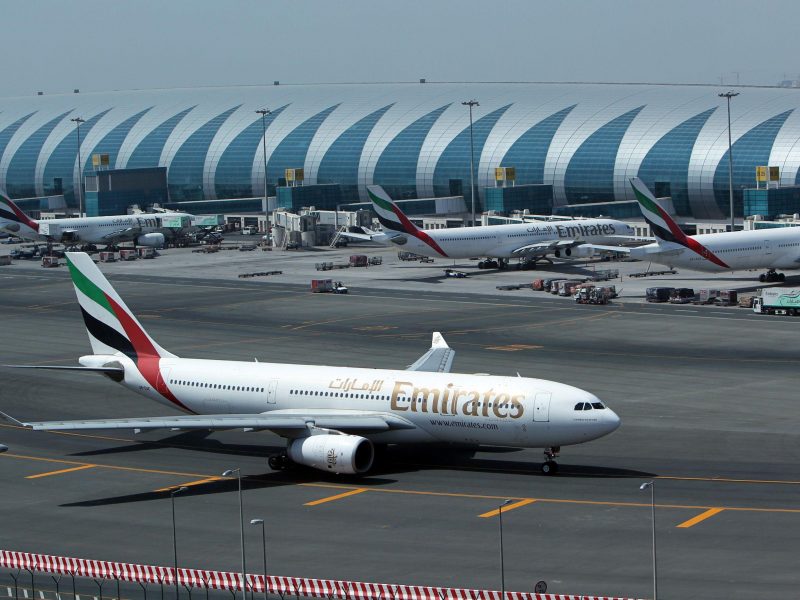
xmin=168 ymin=105 xmax=241 ymax=202
xmin=267 ymin=105 xmax=338 ymax=188
xmin=564 ymin=106 xmax=644 ymax=204
xmin=373 ymin=104 xmax=449 ymax=200
xmin=215 ymin=104 xmax=287 ymax=199
xmin=501 ymin=105 xmax=575 ymax=185
xmin=317 ymin=104 xmax=393 ymax=201
xmin=127 ymin=106 xmax=195 ymax=170
xmin=83 ymin=107 xmax=152 ymax=174
xmin=432 ymin=105 xmax=512 ymax=209
xmin=5 ymin=110 xmax=72 ymax=199
xmin=713 ymin=110 xmax=793 ymax=219
xmin=637 ymin=108 xmax=716 ymax=217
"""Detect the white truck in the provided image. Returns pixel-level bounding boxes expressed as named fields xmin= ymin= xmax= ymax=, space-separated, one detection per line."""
xmin=752 ymin=287 xmax=800 ymax=315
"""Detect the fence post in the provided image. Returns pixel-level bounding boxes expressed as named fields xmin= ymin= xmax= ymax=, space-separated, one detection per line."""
xmin=51 ymin=575 xmax=62 ymax=600
xmin=69 ymin=571 xmax=77 ymax=600
xmin=9 ymin=569 xmax=19 ymax=600
xmin=25 ymin=569 xmax=34 ymax=600
xmin=116 ymin=577 xmax=120 ymax=600
xmin=136 ymin=581 xmax=148 ymax=600
xmin=92 ymin=578 xmax=104 ymax=600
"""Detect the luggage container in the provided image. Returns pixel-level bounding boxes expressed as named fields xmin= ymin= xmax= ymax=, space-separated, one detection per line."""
xmin=669 ymin=288 xmax=695 ymax=304
xmin=98 ymin=251 xmax=117 ymax=263
xmin=137 ymin=247 xmax=156 ymax=259
xmin=41 ymin=256 xmax=60 ymax=268
xmin=646 ymin=287 xmax=673 ymax=302
xmin=119 ymin=249 xmax=138 ymax=261
xmin=0 ymin=255 xmax=11 ymax=266
xmin=716 ymin=289 xmax=738 ymax=306
xmin=558 ymin=279 xmax=584 ymax=296
xmin=696 ymin=289 xmax=720 ymax=304
xmin=349 ymin=255 xmax=368 ymax=267
xmin=532 ymin=279 xmax=544 ymax=291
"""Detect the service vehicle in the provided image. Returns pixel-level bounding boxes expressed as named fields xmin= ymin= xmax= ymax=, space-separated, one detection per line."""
xmin=752 ymin=287 xmax=800 ymax=315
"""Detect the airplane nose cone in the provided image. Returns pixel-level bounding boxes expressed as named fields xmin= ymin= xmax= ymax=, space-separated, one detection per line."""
xmin=605 ymin=408 xmax=621 ymax=433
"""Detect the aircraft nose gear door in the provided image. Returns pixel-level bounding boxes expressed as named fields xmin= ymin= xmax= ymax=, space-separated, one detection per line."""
xmin=266 ymin=380 xmax=278 ymax=405
xmin=534 ymin=392 xmax=551 ymax=422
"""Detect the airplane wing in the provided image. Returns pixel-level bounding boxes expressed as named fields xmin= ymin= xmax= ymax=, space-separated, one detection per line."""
xmin=0 ymin=409 xmax=415 ymax=435
xmin=101 ymin=227 xmax=141 ymax=243
xmin=406 ymin=331 xmax=454 ymax=373
xmin=337 ymin=231 xmax=375 ymax=241
xmin=511 ymin=239 xmax=583 ymax=256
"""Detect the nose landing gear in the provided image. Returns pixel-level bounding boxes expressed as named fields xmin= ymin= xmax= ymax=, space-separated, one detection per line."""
xmin=541 ymin=446 xmax=560 ymax=475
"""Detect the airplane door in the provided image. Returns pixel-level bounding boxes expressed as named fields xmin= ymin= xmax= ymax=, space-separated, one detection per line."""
xmin=266 ymin=380 xmax=278 ymax=404
xmin=533 ymin=392 xmax=551 ymax=422
xmin=765 ymin=240 xmax=772 ymax=257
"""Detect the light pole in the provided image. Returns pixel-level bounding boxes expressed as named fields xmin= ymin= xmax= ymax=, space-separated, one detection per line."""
xmin=250 ymin=519 xmax=267 ymax=600
xmin=223 ymin=468 xmax=247 ymax=600
xmin=170 ymin=486 xmax=188 ymax=600
xmin=256 ymin=109 xmax=271 ymax=242
xmin=70 ymin=117 xmax=85 ymax=217
xmin=498 ymin=499 xmax=512 ymax=600
xmin=719 ymin=91 xmax=739 ymax=232
xmin=461 ymin=100 xmax=479 ymax=226
xmin=639 ymin=481 xmax=657 ymax=600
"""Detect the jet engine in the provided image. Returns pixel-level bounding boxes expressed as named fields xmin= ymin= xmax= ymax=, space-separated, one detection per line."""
xmin=568 ymin=245 xmax=594 ymax=259
xmin=2 ymin=222 xmax=20 ymax=232
xmin=287 ymin=434 xmax=374 ymax=475
xmin=136 ymin=233 xmax=165 ymax=247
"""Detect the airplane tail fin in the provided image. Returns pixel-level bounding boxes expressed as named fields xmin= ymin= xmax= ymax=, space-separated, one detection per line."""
xmin=65 ymin=252 xmax=176 ymax=359
xmin=367 ymin=185 xmax=422 ymax=235
xmin=629 ymin=177 xmax=689 ymax=245
xmin=0 ymin=193 xmax=39 ymax=233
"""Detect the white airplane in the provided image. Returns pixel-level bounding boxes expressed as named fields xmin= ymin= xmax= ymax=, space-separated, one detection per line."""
xmin=604 ymin=178 xmax=800 ymax=282
xmin=0 ymin=194 xmax=192 ymax=249
xmin=1 ymin=252 xmax=620 ymax=476
xmin=342 ymin=186 xmax=636 ymax=269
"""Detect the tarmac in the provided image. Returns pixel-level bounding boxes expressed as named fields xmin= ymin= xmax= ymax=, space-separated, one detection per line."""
xmin=1 ymin=242 xmax=799 ymax=600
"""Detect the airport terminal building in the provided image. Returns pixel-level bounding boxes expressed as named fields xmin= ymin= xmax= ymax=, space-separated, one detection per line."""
xmin=1 ymin=82 xmax=800 ymax=220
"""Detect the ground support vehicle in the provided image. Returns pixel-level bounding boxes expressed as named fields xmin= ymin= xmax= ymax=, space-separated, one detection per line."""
xmin=311 ymin=279 xmax=349 ymax=294
xmin=752 ymin=287 xmax=800 ymax=315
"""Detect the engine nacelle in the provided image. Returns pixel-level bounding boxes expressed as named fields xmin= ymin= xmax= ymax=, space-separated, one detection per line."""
xmin=136 ymin=232 xmax=165 ymax=247
xmin=288 ymin=434 xmax=374 ymax=475
xmin=568 ymin=245 xmax=594 ymax=259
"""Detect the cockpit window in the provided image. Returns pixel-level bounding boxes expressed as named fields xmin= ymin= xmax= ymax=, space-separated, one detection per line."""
xmin=574 ymin=402 xmax=585 ymax=411
xmin=591 ymin=402 xmax=605 ymax=410
xmin=583 ymin=403 xmax=592 ymax=410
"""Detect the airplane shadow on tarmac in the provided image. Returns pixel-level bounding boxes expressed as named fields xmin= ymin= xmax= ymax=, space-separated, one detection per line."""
xmin=61 ymin=437 xmax=653 ymax=508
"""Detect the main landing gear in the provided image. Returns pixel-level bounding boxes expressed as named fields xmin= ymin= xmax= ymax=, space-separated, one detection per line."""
xmin=477 ymin=258 xmax=509 ymax=270
xmin=541 ymin=446 xmax=560 ymax=475
xmin=759 ymin=269 xmax=785 ymax=283
xmin=268 ymin=451 xmax=292 ymax=471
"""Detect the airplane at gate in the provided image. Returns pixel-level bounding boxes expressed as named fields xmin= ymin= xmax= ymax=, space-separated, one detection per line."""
xmin=342 ymin=186 xmax=635 ymax=269
xmin=1 ymin=252 xmax=620 ymax=476
xmin=0 ymin=194 xmax=193 ymax=249
xmin=594 ymin=178 xmax=800 ymax=282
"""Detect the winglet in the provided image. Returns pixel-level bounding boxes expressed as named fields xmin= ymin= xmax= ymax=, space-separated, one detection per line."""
xmin=431 ymin=331 xmax=449 ymax=349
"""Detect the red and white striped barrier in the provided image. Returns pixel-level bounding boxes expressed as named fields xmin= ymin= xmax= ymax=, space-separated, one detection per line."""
xmin=0 ymin=550 xmax=639 ymax=600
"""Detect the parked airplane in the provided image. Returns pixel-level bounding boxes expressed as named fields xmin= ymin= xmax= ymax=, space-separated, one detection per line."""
xmin=1 ymin=252 xmax=620 ymax=475
xmin=0 ymin=194 xmax=193 ymax=249
xmin=342 ymin=186 xmax=635 ymax=269
xmin=603 ymin=178 xmax=800 ymax=281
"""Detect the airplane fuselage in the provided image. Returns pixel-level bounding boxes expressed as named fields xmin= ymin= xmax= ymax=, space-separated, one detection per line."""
xmin=89 ymin=354 xmax=620 ymax=449
xmin=378 ymin=219 xmax=633 ymax=259
xmin=632 ymin=227 xmax=800 ymax=272
xmin=1 ymin=212 xmax=192 ymax=245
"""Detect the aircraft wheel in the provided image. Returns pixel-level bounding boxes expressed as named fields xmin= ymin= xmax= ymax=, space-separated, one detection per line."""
xmin=779 ymin=273 xmax=786 ymax=282
xmin=541 ymin=460 xmax=559 ymax=475
xmin=759 ymin=274 xmax=766 ymax=282
xmin=268 ymin=455 xmax=281 ymax=470
xmin=478 ymin=261 xmax=485 ymax=269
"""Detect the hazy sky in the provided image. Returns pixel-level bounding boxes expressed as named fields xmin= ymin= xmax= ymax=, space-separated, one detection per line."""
xmin=3 ymin=0 xmax=798 ymax=97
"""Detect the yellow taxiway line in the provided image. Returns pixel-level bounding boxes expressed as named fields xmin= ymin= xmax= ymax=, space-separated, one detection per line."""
xmin=154 ymin=476 xmax=223 ymax=493
xmin=676 ymin=507 xmax=725 ymax=528
xmin=478 ymin=498 xmax=537 ymax=517
xmin=25 ymin=464 xmax=96 ymax=479
xmin=304 ymin=488 xmax=368 ymax=506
